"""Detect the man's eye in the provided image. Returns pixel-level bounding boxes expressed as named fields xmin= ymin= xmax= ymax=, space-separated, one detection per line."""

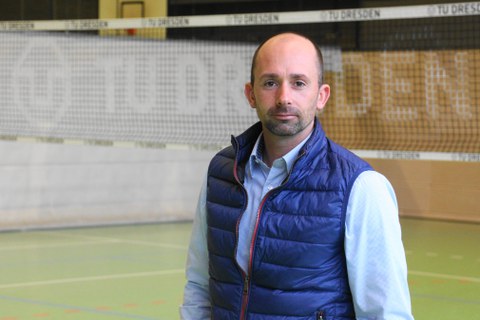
xmin=263 ymin=80 xmax=277 ymax=87
xmin=294 ymin=80 xmax=307 ymax=87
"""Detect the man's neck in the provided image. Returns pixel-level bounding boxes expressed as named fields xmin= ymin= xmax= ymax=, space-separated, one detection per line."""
xmin=261 ymin=126 xmax=313 ymax=167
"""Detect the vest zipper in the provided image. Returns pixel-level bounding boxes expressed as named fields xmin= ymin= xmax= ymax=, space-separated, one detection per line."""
xmin=238 ymin=261 xmax=249 ymax=320
xmin=232 ymin=139 xmax=251 ymax=320
xmin=239 ymin=190 xmax=274 ymax=319
xmin=238 ymin=153 xmax=307 ymax=319
xmin=242 ymin=274 xmax=250 ymax=314
xmin=234 ymin=138 xmax=307 ymax=319
xmin=238 ymin=273 xmax=250 ymax=319
xmin=238 ymin=240 xmax=251 ymax=320
xmin=243 ymin=274 xmax=250 ymax=295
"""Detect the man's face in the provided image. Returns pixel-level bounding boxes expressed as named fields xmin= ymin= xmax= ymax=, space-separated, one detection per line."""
xmin=245 ymin=34 xmax=330 ymax=140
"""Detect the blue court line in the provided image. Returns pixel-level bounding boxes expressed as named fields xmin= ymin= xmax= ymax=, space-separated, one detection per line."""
xmin=0 ymin=294 xmax=164 ymax=320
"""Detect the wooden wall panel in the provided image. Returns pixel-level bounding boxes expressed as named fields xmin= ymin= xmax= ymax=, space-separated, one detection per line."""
xmin=368 ymin=159 xmax=480 ymax=222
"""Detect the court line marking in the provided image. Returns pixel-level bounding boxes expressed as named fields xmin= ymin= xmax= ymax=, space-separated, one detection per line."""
xmin=412 ymin=293 xmax=480 ymax=305
xmin=1 ymin=268 xmax=478 ymax=290
xmin=0 ymin=269 xmax=184 ymax=289
xmin=39 ymin=231 xmax=188 ymax=250
xmin=0 ymin=240 xmax=119 ymax=251
xmin=0 ymin=295 xmax=161 ymax=320
xmin=409 ymin=270 xmax=480 ymax=283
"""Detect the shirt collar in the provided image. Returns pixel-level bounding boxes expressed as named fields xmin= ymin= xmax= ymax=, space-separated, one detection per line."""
xmin=248 ymin=132 xmax=311 ymax=176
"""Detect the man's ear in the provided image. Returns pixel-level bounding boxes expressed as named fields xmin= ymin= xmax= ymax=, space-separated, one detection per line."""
xmin=316 ymin=84 xmax=331 ymax=112
xmin=244 ymin=83 xmax=256 ymax=108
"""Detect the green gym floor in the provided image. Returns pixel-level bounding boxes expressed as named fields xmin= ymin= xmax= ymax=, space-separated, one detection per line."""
xmin=0 ymin=218 xmax=479 ymax=319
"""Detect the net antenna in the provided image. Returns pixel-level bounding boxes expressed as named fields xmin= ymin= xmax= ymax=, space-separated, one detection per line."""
xmin=117 ymin=0 xmax=145 ymax=36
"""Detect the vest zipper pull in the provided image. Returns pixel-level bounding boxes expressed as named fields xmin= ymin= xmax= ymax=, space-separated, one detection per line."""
xmin=317 ymin=311 xmax=325 ymax=320
xmin=243 ymin=275 xmax=249 ymax=295
xmin=239 ymin=275 xmax=250 ymax=319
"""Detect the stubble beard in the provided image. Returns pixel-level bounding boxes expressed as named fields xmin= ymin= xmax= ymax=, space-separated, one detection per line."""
xmin=265 ymin=119 xmax=305 ymax=137
xmin=263 ymin=106 xmax=311 ymax=137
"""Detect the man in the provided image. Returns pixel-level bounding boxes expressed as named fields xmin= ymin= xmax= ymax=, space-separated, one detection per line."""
xmin=181 ymin=32 xmax=414 ymax=319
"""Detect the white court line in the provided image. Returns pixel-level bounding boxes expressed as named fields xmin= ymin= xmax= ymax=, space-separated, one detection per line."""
xmin=1 ymin=269 xmax=478 ymax=290
xmin=409 ymin=270 xmax=480 ymax=283
xmin=39 ymin=231 xmax=188 ymax=250
xmin=0 ymin=269 xmax=184 ymax=290
xmin=0 ymin=240 xmax=118 ymax=251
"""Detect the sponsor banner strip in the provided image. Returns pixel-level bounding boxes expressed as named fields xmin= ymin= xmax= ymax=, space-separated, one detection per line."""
xmin=0 ymin=2 xmax=480 ymax=31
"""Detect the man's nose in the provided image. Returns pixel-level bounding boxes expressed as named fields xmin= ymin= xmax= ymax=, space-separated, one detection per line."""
xmin=276 ymin=83 xmax=292 ymax=106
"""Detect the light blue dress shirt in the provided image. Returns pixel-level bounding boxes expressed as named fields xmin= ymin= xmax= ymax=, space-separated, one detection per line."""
xmin=181 ymin=133 xmax=414 ymax=320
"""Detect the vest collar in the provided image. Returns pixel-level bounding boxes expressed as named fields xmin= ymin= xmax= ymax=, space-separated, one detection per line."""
xmin=232 ymin=118 xmax=326 ymax=162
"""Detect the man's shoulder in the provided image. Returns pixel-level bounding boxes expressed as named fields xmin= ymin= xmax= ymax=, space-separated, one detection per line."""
xmin=325 ymin=139 xmax=370 ymax=167
xmin=213 ymin=145 xmax=235 ymax=160
xmin=207 ymin=145 xmax=236 ymax=175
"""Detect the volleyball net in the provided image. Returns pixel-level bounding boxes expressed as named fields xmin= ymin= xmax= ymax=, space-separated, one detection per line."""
xmin=1 ymin=2 xmax=479 ymax=162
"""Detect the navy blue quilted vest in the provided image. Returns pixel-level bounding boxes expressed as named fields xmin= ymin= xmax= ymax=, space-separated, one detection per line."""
xmin=206 ymin=119 xmax=372 ymax=320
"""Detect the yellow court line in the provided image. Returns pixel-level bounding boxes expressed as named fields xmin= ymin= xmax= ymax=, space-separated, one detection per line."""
xmin=0 ymin=269 xmax=184 ymax=289
xmin=409 ymin=270 xmax=480 ymax=283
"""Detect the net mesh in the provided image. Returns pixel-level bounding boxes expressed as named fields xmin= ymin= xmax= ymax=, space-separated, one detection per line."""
xmin=0 ymin=2 xmax=479 ymax=158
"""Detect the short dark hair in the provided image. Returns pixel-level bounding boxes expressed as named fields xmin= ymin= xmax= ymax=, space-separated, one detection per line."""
xmin=249 ymin=32 xmax=324 ymax=86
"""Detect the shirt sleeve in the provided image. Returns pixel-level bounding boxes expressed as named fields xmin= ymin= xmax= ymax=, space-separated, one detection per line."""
xmin=179 ymin=174 xmax=211 ymax=320
xmin=345 ymin=170 xmax=414 ymax=320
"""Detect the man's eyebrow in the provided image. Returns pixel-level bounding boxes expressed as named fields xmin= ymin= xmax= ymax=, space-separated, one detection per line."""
xmin=290 ymin=73 xmax=310 ymax=80
xmin=258 ymin=73 xmax=279 ymax=79
xmin=258 ymin=73 xmax=309 ymax=79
